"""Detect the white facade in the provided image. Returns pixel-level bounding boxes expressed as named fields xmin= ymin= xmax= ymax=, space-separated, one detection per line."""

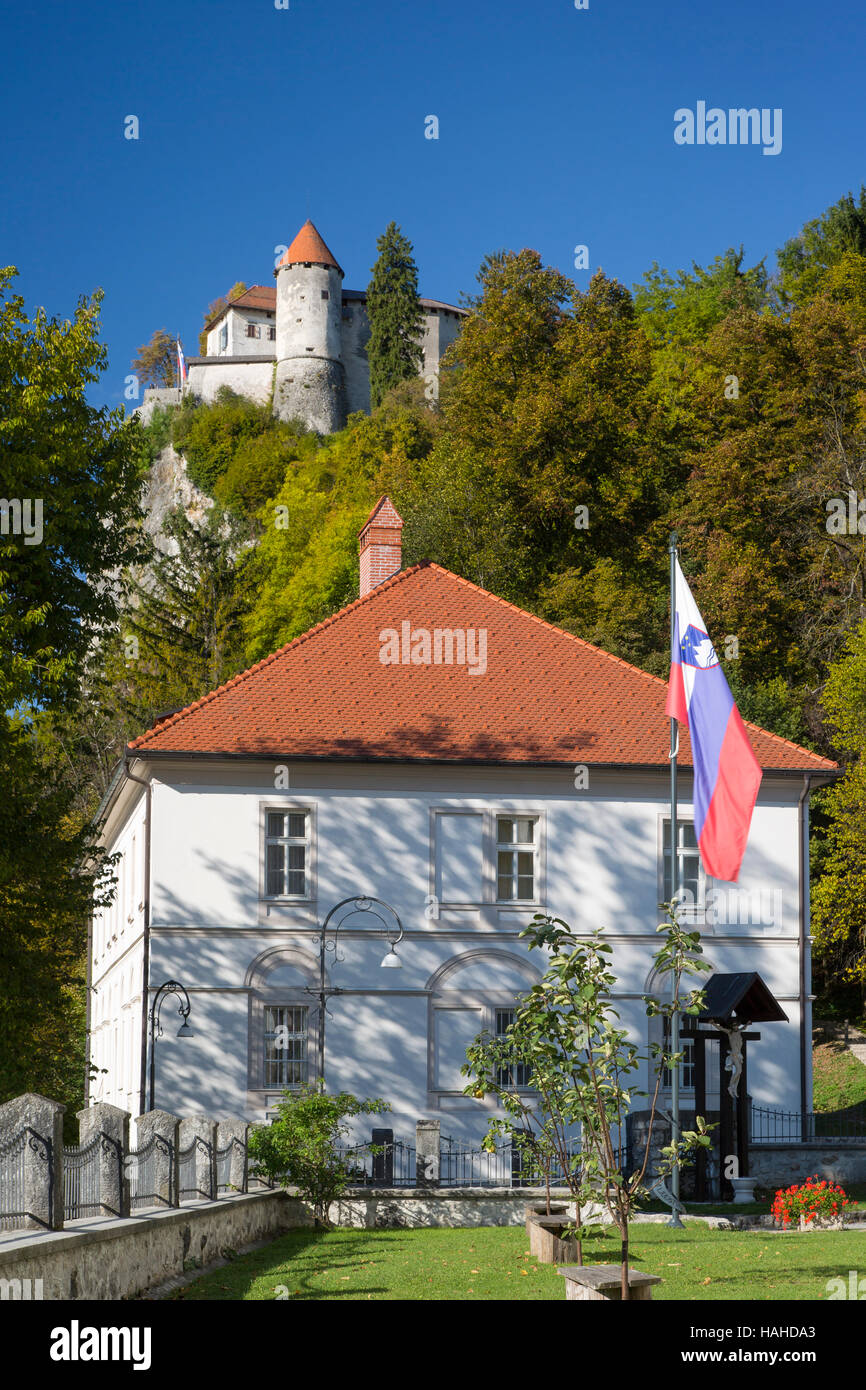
xmin=90 ymin=758 xmax=812 ymax=1141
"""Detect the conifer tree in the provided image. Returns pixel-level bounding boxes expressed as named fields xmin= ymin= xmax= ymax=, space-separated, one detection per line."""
xmin=365 ymin=223 xmax=425 ymax=408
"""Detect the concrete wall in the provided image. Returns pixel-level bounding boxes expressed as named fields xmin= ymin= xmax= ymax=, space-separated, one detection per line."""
xmin=0 ymin=1192 xmax=304 ymax=1300
xmin=95 ymin=760 xmax=810 ymax=1139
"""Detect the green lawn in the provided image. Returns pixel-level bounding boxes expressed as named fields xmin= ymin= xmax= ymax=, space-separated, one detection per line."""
xmin=813 ymin=1041 xmax=866 ymax=1114
xmin=167 ymin=1222 xmax=866 ymax=1302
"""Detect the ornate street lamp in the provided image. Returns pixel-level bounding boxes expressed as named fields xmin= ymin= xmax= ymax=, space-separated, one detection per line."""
xmin=148 ymin=979 xmax=194 ymax=1112
xmin=308 ymin=896 xmax=404 ymax=1085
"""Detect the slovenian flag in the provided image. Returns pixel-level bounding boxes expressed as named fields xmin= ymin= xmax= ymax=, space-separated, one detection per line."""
xmin=177 ymin=339 xmax=187 ymax=382
xmin=665 ymin=556 xmax=762 ymax=883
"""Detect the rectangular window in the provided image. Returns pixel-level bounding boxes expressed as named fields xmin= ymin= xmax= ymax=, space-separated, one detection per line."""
xmin=496 ymin=816 xmax=537 ymax=902
xmin=267 ymin=325 xmax=276 ymax=340
xmin=662 ymin=819 xmax=703 ymax=905
xmin=219 ymin=323 xmax=228 ymax=352
xmin=495 ymin=1008 xmax=531 ymax=1088
xmin=662 ymin=1016 xmax=695 ymax=1090
xmin=264 ymin=1006 xmax=308 ymax=1088
xmin=265 ymin=810 xmax=309 ymax=898
xmin=246 ymin=323 xmax=261 ymax=339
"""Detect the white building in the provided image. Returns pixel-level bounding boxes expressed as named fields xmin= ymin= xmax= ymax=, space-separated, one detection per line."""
xmin=88 ymin=497 xmax=836 ymax=1145
xmin=172 ymin=220 xmax=465 ymax=434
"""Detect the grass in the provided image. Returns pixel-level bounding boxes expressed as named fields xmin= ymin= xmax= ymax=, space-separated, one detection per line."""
xmin=167 ymin=1222 xmax=866 ymax=1302
xmin=813 ymin=1041 xmax=866 ymax=1114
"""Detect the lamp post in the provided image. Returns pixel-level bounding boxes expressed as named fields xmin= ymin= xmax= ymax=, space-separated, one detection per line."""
xmin=308 ymin=896 xmax=404 ymax=1086
xmin=148 ymin=979 xmax=194 ymax=1112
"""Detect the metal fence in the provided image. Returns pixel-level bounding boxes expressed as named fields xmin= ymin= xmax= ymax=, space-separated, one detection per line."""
xmin=0 ymin=1123 xmax=52 ymax=1234
xmin=215 ymin=1136 xmax=246 ymax=1193
xmin=335 ymin=1138 xmax=416 ymax=1187
xmin=127 ymin=1132 xmax=173 ymax=1210
xmin=177 ymin=1135 xmax=214 ymax=1202
xmin=750 ymin=1104 xmax=866 ymax=1144
xmin=0 ymin=1126 xmax=53 ymax=1232
xmin=62 ymin=1133 xmax=119 ymax=1221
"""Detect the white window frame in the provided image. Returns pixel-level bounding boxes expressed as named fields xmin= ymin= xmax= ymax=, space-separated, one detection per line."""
xmin=430 ymin=994 xmax=537 ymax=1102
xmin=495 ymin=815 xmax=540 ymax=905
xmin=260 ymin=803 xmax=316 ymax=904
xmin=429 ymin=807 xmax=546 ymax=911
xmin=658 ymin=815 xmax=708 ymax=918
xmin=263 ymin=1004 xmax=309 ymax=1091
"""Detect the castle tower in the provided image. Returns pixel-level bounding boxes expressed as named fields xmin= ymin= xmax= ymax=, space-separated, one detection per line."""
xmin=273 ymin=220 xmax=347 ymax=433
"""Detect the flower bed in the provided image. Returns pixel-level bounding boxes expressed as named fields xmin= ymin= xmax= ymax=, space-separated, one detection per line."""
xmin=771 ymin=1176 xmax=851 ymax=1229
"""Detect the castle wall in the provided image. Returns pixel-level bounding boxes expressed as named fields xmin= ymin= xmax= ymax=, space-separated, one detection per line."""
xmin=342 ymin=296 xmax=371 ymax=416
xmin=186 ymin=358 xmax=274 ymax=406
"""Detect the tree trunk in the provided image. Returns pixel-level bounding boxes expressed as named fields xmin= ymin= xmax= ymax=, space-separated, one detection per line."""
xmin=620 ymin=1228 xmax=630 ymax=1301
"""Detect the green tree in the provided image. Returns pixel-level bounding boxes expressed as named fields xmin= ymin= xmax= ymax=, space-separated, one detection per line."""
xmin=247 ymin=1085 xmax=389 ymax=1225
xmin=812 ymin=617 xmax=866 ymax=1008
xmin=132 ymin=328 xmax=176 ymax=388
xmin=366 ymin=222 xmax=425 ymax=409
xmin=777 ymin=187 xmax=866 ymax=308
xmin=0 ymin=266 xmax=146 ymax=709
xmin=464 ymin=907 xmax=712 ymax=1299
xmin=121 ymin=505 xmax=251 ymax=722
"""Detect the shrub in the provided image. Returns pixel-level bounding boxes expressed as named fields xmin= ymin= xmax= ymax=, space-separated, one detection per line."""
xmin=247 ymin=1084 xmax=389 ymax=1226
xmin=771 ymin=1176 xmax=850 ymax=1228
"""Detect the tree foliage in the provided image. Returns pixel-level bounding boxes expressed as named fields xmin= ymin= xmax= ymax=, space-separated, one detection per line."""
xmin=366 ymin=222 xmax=425 ymax=409
xmin=132 ymin=328 xmax=176 ymax=389
xmin=247 ymin=1085 xmax=389 ymax=1225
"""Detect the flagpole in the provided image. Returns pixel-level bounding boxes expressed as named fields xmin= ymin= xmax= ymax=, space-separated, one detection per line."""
xmin=668 ymin=529 xmax=684 ymax=1227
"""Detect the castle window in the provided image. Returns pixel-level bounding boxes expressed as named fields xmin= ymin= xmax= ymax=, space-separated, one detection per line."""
xmin=321 ymin=290 xmax=329 ymax=300
xmin=267 ymin=326 xmax=276 ymax=340
xmin=219 ymin=324 xmax=228 ymax=352
xmin=246 ymin=323 xmax=261 ymax=339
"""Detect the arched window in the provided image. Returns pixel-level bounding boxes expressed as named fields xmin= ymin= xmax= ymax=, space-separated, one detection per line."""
xmin=245 ymin=947 xmax=320 ymax=1114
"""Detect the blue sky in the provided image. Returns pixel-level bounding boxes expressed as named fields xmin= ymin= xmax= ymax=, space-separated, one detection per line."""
xmin=1 ymin=0 xmax=863 ymax=412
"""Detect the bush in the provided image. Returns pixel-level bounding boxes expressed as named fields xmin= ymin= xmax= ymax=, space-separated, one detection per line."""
xmin=247 ymin=1085 xmax=389 ymax=1226
xmin=771 ymin=1176 xmax=850 ymax=1228
xmin=138 ymin=404 xmax=175 ymax=467
xmin=171 ymin=388 xmax=273 ymax=496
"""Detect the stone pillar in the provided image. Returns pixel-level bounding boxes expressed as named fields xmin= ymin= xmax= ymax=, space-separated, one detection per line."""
xmin=179 ymin=1115 xmax=216 ymax=1200
xmin=416 ymin=1119 xmax=440 ymax=1188
xmin=76 ymin=1103 xmax=130 ymax=1218
xmin=134 ymin=1110 xmax=180 ymax=1208
xmin=216 ymin=1118 xmax=248 ymax=1194
xmin=0 ymin=1093 xmax=65 ymax=1231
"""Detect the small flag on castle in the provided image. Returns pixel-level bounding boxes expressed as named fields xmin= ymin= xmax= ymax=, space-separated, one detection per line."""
xmin=176 ymin=339 xmax=187 ymax=385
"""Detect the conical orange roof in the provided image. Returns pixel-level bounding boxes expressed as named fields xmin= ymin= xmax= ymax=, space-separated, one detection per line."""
xmin=277 ymin=220 xmax=343 ymax=275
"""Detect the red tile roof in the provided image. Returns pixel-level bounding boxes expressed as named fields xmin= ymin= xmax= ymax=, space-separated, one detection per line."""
xmin=128 ymin=563 xmax=836 ymax=774
xmin=205 ymin=285 xmax=275 ymax=328
xmin=277 ymin=220 xmax=343 ymax=274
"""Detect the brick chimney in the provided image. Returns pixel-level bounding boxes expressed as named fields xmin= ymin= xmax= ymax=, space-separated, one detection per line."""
xmin=359 ymin=496 xmax=403 ymax=597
